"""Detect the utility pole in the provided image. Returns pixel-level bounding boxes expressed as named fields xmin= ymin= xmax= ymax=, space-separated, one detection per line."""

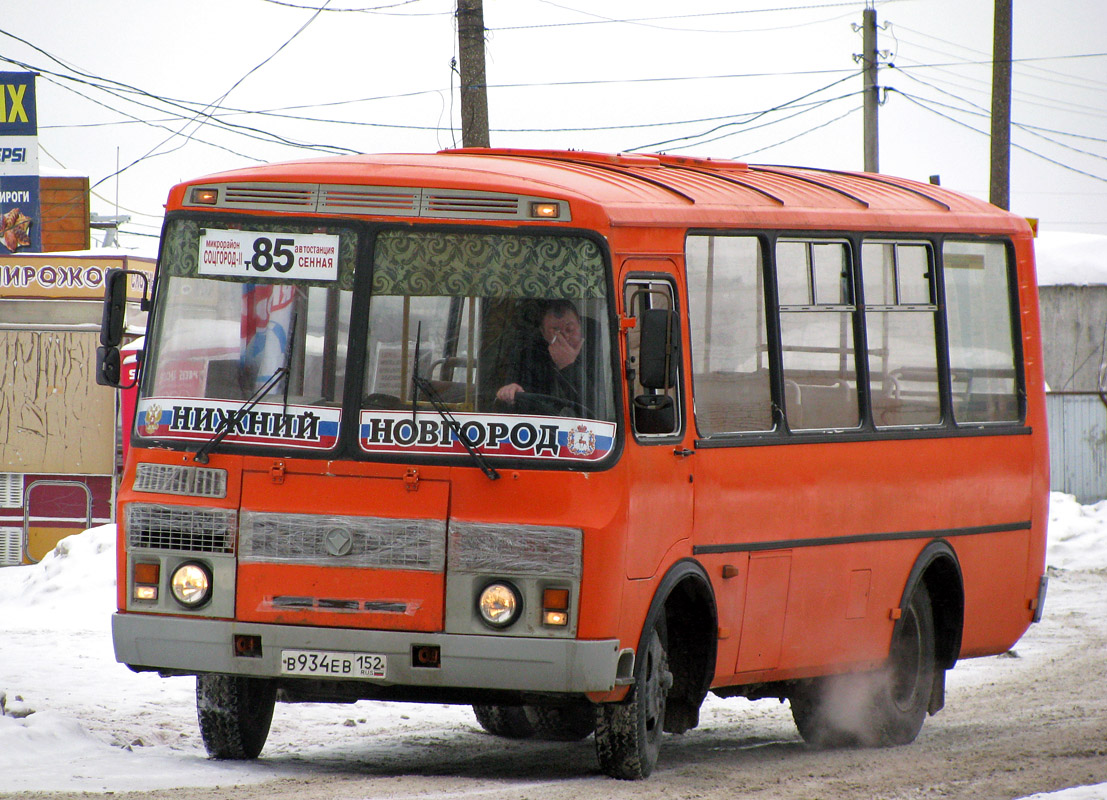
xmin=456 ymin=0 xmax=490 ymax=148
xmin=989 ymin=0 xmax=1013 ymax=210
xmin=862 ymin=6 xmax=880 ymax=173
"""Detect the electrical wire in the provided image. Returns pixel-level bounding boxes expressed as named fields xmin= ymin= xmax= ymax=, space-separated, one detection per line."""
xmin=891 ymin=68 xmax=1107 ymax=158
xmin=627 ymin=71 xmax=861 ymax=151
xmin=891 ymin=90 xmax=1107 ymax=184
xmin=733 ymin=105 xmax=862 ymax=160
xmin=256 ymin=0 xmax=440 ymax=12
xmin=496 ymin=1 xmax=887 ymax=33
xmin=0 ymin=41 xmax=361 ymax=155
xmin=91 ymin=0 xmax=336 ymax=190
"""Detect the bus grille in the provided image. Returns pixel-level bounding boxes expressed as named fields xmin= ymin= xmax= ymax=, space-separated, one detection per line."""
xmin=125 ymin=503 xmax=236 ymax=554
xmin=448 ymin=522 xmax=582 ymax=578
xmin=133 ymin=463 xmax=227 ymax=499
xmin=239 ymin=510 xmax=446 ymax=572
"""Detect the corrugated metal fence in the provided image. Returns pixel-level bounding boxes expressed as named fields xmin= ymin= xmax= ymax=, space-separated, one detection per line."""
xmin=1046 ymin=392 xmax=1107 ymax=504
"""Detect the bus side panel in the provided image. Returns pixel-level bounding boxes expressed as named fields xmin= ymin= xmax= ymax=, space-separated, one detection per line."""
xmin=696 ymin=432 xmax=1035 ymax=685
xmin=952 ymin=529 xmax=1033 ymax=658
xmin=1015 ymin=232 xmax=1051 ymax=609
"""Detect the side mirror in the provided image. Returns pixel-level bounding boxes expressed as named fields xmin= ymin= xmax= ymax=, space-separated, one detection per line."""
xmin=633 ymin=393 xmax=675 ymax=434
xmin=99 ymin=268 xmax=129 ymax=348
xmin=96 ymin=346 xmax=121 ymax=387
xmin=97 ymin=268 xmax=149 ymax=388
xmin=638 ymin=308 xmax=679 ymax=390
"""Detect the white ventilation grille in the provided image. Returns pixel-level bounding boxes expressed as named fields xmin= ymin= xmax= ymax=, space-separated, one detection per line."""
xmin=190 ymin=182 xmax=569 ymax=221
xmin=222 ymin=184 xmax=316 ymax=212
xmin=319 ymin=185 xmax=420 ymax=216
xmin=0 ymin=474 xmax=23 ymax=509
xmin=0 ymin=528 xmax=22 ymax=567
xmin=422 ymin=190 xmax=521 ymax=219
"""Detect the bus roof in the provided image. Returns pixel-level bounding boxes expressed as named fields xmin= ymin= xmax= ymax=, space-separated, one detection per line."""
xmin=171 ymin=148 xmax=1029 ymax=236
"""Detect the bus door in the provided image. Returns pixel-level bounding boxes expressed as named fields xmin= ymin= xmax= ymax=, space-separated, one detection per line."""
xmin=622 ymin=269 xmax=693 ymax=581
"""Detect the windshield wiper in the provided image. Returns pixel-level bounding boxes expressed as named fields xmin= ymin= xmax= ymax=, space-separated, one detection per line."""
xmin=410 ymin=322 xmax=499 ymax=481
xmin=193 ymin=311 xmax=298 ymax=464
xmin=411 ymin=372 xmax=500 ymax=481
xmin=192 ymin=367 xmax=288 ymax=464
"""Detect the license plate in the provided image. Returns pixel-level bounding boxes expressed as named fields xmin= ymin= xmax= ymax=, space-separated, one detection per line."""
xmin=280 ymin=649 xmax=386 ymax=679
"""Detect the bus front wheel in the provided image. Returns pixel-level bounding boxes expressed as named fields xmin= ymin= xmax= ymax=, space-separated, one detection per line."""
xmin=790 ymin=583 xmax=936 ymax=748
xmin=594 ymin=620 xmax=672 ymax=779
xmin=196 ymin=674 xmax=276 ymax=759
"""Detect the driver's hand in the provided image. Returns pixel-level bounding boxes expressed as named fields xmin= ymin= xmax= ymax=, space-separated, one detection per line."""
xmin=496 ymin=383 xmax=524 ymax=403
xmin=548 ymin=333 xmax=582 ymax=370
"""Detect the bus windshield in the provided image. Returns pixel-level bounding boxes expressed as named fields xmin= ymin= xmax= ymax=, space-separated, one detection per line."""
xmin=359 ymin=229 xmax=616 ymax=462
xmin=136 ymin=221 xmax=616 ymax=462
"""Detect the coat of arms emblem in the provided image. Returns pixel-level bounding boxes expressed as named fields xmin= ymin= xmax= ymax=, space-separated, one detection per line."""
xmin=565 ymin=423 xmax=596 ymax=457
xmin=144 ymin=404 xmax=162 ymax=435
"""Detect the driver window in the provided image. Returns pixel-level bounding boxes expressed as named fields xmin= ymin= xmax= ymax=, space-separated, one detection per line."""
xmin=625 ymin=277 xmax=681 ymax=437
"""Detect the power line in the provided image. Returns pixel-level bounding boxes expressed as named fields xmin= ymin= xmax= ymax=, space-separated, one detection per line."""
xmin=891 ymin=90 xmax=1107 ymax=185
xmin=91 ymin=0 xmax=336 ymax=190
xmin=733 ymin=105 xmax=862 ymax=160
xmin=627 ymin=71 xmax=862 ymax=151
xmin=890 ymin=22 xmax=1107 ymax=92
xmin=0 ymin=35 xmax=362 ymax=155
xmin=255 ymin=0 xmax=441 ymax=12
xmin=494 ymin=1 xmax=882 ymax=32
xmin=892 ymin=68 xmax=1107 ymax=151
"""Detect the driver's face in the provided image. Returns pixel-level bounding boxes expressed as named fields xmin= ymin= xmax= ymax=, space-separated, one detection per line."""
xmin=540 ymin=311 xmax=582 ymax=348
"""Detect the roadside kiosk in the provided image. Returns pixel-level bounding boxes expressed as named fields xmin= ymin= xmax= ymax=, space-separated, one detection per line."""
xmin=0 ymin=252 xmax=151 ymax=565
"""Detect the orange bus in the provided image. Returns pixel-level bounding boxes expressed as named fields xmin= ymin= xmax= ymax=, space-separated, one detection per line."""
xmin=99 ymin=149 xmax=1048 ymax=779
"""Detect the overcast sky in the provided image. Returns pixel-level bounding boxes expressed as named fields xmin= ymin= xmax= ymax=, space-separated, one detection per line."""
xmin=2 ymin=0 xmax=1104 ymax=250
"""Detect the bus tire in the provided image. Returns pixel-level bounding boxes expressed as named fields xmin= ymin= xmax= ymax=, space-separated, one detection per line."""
xmin=790 ymin=583 xmax=936 ymax=748
xmin=196 ymin=674 xmax=276 ymax=760
xmin=594 ymin=620 xmax=672 ymax=779
xmin=471 ymin=705 xmax=534 ymax=739
xmin=525 ymin=704 xmax=595 ymax=741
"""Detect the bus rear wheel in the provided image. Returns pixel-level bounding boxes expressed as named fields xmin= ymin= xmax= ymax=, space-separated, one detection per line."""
xmin=791 ymin=583 xmax=936 ymax=748
xmin=196 ymin=674 xmax=276 ymax=759
xmin=594 ymin=620 xmax=672 ymax=779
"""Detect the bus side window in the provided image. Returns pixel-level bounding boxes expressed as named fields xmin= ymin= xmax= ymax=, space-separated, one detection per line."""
xmin=862 ymin=241 xmax=941 ymax=428
xmin=625 ymin=279 xmax=681 ymax=437
xmin=942 ymin=241 xmax=1020 ymax=423
xmin=776 ymin=240 xmax=860 ymax=431
xmin=685 ymin=234 xmax=773 ymax=435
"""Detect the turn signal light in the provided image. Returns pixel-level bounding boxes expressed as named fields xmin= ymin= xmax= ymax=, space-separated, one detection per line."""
xmin=529 ymin=201 xmax=560 ymax=219
xmin=542 ymin=587 xmax=570 ymax=627
xmin=133 ymin=562 xmax=160 ymax=602
xmin=189 ymin=187 xmax=219 ymax=205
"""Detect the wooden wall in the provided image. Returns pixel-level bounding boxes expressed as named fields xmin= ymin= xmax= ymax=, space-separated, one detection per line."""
xmin=39 ymin=176 xmax=90 ymax=252
xmin=0 ymin=330 xmax=113 ymax=474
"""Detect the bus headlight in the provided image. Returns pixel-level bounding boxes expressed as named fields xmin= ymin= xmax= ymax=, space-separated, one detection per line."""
xmin=477 ymin=581 xmax=522 ymax=629
xmin=170 ymin=561 xmax=213 ymax=608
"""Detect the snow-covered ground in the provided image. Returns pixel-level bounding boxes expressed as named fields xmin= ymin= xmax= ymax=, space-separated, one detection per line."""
xmin=2 ymin=493 xmax=1106 ymax=798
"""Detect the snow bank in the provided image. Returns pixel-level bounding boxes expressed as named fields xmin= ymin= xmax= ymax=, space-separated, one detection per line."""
xmin=0 ymin=523 xmax=117 ymax=631
xmin=1 ymin=495 xmax=1106 ymax=796
xmin=1046 ymin=493 xmax=1107 ymax=571
xmin=1034 ymin=231 xmax=1107 ymax=287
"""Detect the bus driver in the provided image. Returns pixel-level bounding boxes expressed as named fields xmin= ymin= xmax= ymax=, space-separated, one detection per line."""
xmin=495 ymin=300 xmax=593 ymax=411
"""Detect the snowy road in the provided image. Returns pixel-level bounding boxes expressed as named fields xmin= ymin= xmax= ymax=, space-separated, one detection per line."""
xmin=2 ymin=495 xmax=1107 ymax=799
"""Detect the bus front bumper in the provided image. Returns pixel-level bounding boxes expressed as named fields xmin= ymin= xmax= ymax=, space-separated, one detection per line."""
xmin=112 ymin=613 xmax=624 ymax=694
